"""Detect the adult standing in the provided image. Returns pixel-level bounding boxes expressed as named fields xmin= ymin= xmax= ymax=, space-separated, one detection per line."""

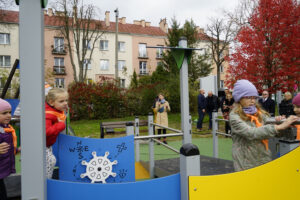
xmin=223 ymin=93 xmax=234 ymax=135
xmin=258 ymin=91 xmax=275 ymax=117
xmin=230 ymin=80 xmax=298 ymax=171
xmin=279 ymin=92 xmax=295 ymax=117
xmin=197 ymin=89 xmax=206 ymax=131
xmin=155 ymin=94 xmax=170 ymax=144
xmin=206 ymin=91 xmax=219 ymax=130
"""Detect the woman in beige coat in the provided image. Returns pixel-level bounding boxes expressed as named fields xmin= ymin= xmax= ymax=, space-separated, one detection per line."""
xmin=155 ymin=94 xmax=171 ymax=144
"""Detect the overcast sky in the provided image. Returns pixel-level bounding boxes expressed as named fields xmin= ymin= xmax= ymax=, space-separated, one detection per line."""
xmin=59 ymin=0 xmax=240 ymax=28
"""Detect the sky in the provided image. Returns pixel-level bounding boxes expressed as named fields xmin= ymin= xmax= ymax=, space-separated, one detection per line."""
xmin=49 ymin=0 xmax=240 ymax=29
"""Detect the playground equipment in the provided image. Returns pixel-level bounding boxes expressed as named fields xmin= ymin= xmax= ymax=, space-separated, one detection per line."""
xmin=15 ymin=1 xmax=300 ymax=199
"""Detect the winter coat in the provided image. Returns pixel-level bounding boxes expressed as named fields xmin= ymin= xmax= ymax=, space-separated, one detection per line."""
xmin=229 ymin=111 xmax=278 ymax=171
xmin=45 ymin=103 xmax=66 ymax=147
xmin=0 ymin=124 xmax=16 ymax=179
xmin=197 ymin=94 xmax=206 ymax=111
xmin=222 ymin=98 xmax=234 ymax=119
xmin=279 ymin=99 xmax=295 ymax=117
xmin=154 ymin=100 xmax=170 ymax=130
xmin=258 ymin=97 xmax=275 ymax=117
xmin=206 ymin=95 xmax=219 ymax=112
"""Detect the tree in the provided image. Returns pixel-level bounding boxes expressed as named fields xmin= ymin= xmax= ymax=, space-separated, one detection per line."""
xmin=52 ymin=0 xmax=103 ymax=83
xmin=226 ymin=0 xmax=300 ymax=93
xmin=206 ymin=17 xmax=234 ymax=90
xmin=163 ymin=18 xmax=212 ymax=84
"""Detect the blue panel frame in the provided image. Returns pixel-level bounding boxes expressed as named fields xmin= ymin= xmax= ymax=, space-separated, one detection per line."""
xmin=48 ymin=173 xmax=180 ymax=200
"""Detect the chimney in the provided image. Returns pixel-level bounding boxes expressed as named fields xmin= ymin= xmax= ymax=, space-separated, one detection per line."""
xmin=48 ymin=8 xmax=53 ymax=16
xmin=145 ymin=22 xmax=151 ymax=27
xmin=159 ymin=18 xmax=168 ymax=33
xmin=141 ymin=20 xmax=145 ymax=27
xmin=196 ymin=26 xmax=205 ymax=34
xmin=134 ymin=20 xmax=141 ymax=25
xmin=119 ymin=17 xmax=126 ymax=24
xmin=105 ymin=11 xmax=110 ymax=26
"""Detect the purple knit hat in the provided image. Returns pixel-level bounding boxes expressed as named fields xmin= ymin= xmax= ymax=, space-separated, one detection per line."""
xmin=292 ymin=93 xmax=300 ymax=106
xmin=232 ymin=80 xmax=259 ymax=102
xmin=0 ymin=98 xmax=11 ymax=112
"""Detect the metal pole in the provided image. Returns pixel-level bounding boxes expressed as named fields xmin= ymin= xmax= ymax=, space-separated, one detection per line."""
xmin=1 ymin=59 xmax=19 ymax=98
xmin=114 ymin=8 xmax=119 ymax=81
xmin=134 ymin=116 xmax=140 ymax=162
xmin=212 ymin=111 xmax=219 ymax=158
xmin=126 ymin=122 xmax=134 ymax=136
xmin=179 ymin=37 xmax=191 ymax=144
xmin=20 ymin=0 xmax=46 ymax=199
xmin=148 ymin=113 xmax=154 ymax=178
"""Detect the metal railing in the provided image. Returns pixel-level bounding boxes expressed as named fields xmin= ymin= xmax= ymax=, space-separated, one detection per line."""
xmin=126 ymin=114 xmax=187 ymax=178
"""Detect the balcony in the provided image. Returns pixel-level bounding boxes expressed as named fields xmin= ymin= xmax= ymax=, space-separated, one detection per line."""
xmin=53 ymin=66 xmax=66 ymax=75
xmin=51 ymin=45 xmax=67 ymax=55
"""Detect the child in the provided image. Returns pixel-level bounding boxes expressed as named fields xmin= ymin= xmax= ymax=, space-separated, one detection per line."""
xmin=0 ymin=98 xmax=18 ymax=200
xmin=230 ymin=80 xmax=298 ymax=171
xmin=292 ymin=93 xmax=300 ymax=140
xmin=45 ymin=88 xmax=68 ymax=178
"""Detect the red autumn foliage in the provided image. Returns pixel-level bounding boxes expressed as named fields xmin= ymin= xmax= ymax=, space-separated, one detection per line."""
xmin=226 ymin=0 xmax=300 ymax=93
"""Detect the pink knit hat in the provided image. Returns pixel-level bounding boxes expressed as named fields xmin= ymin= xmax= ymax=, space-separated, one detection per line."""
xmin=0 ymin=98 xmax=11 ymax=112
xmin=292 ymin=93 xmax=300 ymax=106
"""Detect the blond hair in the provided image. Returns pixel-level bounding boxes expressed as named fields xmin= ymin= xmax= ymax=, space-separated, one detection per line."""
xmin=232 ymin=102 xmax=269 ymax=122
xmin=46 ymin=88 xmax=68 ymax=103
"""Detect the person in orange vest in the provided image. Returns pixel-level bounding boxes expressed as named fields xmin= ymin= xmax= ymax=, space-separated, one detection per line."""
xmin=45 ymin=88 xmax=68 ymax=178
xmin=292 ymin=93 xmax=300 ymax=141
xmin=0 ymin=98 xmax=19 ymax=200
xmin=230 ymin=80 xmax=299 ymax=171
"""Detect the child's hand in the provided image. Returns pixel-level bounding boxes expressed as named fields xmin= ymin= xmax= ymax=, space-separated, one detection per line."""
xmin=0 ymin=142 xmax=10 ymax=154
xmin=275 ymin=116 xmax=285 ymax=121
xmin=275 ymin=115 xmax=299 ymax=131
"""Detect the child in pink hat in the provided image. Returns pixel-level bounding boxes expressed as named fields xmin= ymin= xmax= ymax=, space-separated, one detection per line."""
xmin=0 ymin=98 xmax=18 ymax=200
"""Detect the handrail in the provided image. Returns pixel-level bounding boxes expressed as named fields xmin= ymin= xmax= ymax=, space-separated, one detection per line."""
xmin=150 ymin=122 xmax=182 ymax=133
xmin=152 ymin=139 xmax=180 ymax=154
xmin=216 ymin=131 xmax=232 ymax=137
xmin=134 ymin=133 xmax=183 ymax=140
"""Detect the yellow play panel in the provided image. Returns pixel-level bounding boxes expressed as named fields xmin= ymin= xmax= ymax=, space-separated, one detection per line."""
xmin=135 ymin=162 xmax=150 ymax=179
xmin=189 ymin=147 xmax=300 ymax=200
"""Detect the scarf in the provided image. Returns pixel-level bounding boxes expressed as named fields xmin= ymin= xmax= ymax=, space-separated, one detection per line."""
xmin=46 ymin=110 xmax=66 ymax=122
xmin=4 ymin=125 xmax=17 ymax=154
xmin=296 ymin=125 xmax=300 ymax=141
xmin=245 ymin=111 xmax=269 ymax=151
xmin=243 ymin=106 xmax=257 ymax=115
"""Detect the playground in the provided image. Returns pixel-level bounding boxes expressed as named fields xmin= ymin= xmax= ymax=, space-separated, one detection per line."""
xmin=1 ymin=1 xmax=299 ymax=200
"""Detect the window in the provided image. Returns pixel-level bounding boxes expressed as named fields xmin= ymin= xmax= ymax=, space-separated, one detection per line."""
xmin=138 ymin=43 xmax=147 ymax=57
xmin=54 ymin=57 xmax=64 ymax=66
xmin=0 ymin=33 xmax=10 ymax=45
xmin=100 ymin=40 xmax=108 ymax=50
xmin=83 ymin=59 xmax=91 ymax=70
xmin=220 ymin=80 xmax=224 ymax=89
xmin=118 ymin=42 xmax=125 ymax=52
xmin=139 ymin=61 xmax=147 ymax=75
xmin=100 ymin=59 xmax=109 ymax=70
xmin=83 ymin=39 xmax=91 ymax=50
xmin=220 ymin=65 xmax=224 ymax=73
xmin=54 ymin=37 xmax=64 ymax=52
xmin=118 ymin=60 xmax=126 ymax=71
xmin=0 ymin=56 xmax=11 ymax=67
xmin=156 ymin=45 xmax=163 ymax=58
xmin=120 ymin=79 xmax=125 ymax=88
xmin=55 ymin=78 xmax=65 ymax=88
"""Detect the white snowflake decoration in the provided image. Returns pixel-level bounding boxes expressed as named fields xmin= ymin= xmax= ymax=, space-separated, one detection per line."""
xmin=80 ymin=151 xmax=118 ymax=183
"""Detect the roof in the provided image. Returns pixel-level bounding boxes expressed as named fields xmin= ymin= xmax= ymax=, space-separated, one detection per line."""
xmin=0 ymin=10 xmax=167 ymax=37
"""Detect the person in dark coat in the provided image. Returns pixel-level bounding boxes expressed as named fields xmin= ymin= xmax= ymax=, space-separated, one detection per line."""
xmin=197 ymin=89 xmax=206 ymax=131
xmin=206 ymin=91 xmax=219 ymax=130
xmin=279 ymin=92 xmax=295 ymax=117
xmin=258 ymin=91 xmax=275 ymax=117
